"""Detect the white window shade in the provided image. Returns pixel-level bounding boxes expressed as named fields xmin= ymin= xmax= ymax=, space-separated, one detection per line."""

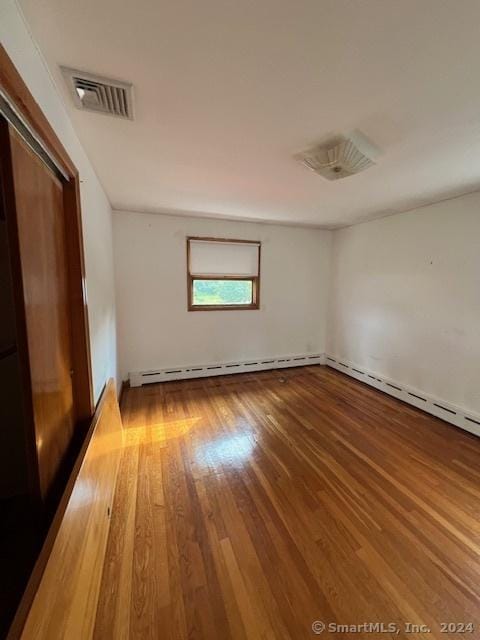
xmin=189 ymin=240 xmax=260 ymax=277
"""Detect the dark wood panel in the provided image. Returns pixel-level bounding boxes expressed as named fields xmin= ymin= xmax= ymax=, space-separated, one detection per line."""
xmin=8 ymin=127 xmax=75 ymax=501
xmin=62 ymin=178 xmax=94 ymax=422
xmin=0 ymin=119 xmax=40 ymax=504
xmin=0 ymin=214 xmax=17 ymax=354
xmin=0 ymin=355 xmax=35 ymax=638
xmin=0 ymin=352 xmax=28 ymax=499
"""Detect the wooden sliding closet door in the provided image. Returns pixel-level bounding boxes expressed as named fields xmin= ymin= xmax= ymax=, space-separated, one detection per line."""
xmin=3 ymin=124 xmax=75 ymax=501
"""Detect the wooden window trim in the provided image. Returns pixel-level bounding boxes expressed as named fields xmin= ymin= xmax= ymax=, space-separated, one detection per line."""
xmin=186 ymin=237 xmax=261 ymax=311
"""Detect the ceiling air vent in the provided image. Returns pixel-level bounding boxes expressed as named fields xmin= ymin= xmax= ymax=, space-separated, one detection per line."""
xmin=61 ymin=67 xmax=134 ymax=120
xmin=296 ymin=131 xmax=377 ymax=180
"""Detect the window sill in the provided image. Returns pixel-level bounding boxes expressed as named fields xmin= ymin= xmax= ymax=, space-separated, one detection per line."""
xmin=188 ymin=303 xmax=259 ymax=311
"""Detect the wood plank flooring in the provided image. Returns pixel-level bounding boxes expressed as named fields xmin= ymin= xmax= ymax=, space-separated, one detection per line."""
xmin=94 ymin=366 xmax=480 ymax=639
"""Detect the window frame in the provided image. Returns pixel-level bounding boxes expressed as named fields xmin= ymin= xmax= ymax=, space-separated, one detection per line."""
xmin=186 ymin=236 xmax=261 ymax=311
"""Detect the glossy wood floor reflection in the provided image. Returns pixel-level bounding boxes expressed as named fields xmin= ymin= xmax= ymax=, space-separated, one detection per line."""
xmin=94 ymin=367 xmax=480 ymax=639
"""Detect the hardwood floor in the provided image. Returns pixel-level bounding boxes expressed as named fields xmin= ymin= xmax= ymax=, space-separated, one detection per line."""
xmin=94 ymin=366 xmax=480 ymax=639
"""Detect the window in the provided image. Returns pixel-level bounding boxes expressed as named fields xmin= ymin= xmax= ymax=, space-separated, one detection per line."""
xmin=187 ymin=237 xmax=261 ymax=310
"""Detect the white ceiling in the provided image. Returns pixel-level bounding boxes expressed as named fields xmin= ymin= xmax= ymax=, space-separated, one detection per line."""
xmin=18 ymin=0 xmax=480 ymax=227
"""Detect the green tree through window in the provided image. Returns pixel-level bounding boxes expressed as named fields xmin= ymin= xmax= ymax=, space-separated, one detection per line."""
xmin=192 ymin=280 xmax=253 ymax=305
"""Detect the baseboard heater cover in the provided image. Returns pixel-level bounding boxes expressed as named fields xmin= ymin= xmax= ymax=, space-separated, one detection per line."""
xmin=130 ymin=353 xmax=325 ymax=387
xmin=326 ymin=355 xmax=480 ymax=438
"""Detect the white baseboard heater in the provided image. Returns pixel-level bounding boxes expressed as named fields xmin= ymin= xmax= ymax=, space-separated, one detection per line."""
xmin=129 ymin=351 xmax=479 ymax=438
xmin=326 ymin=354 xmax=480 ymax=438
xmin=129 ymin=352 xmax=325 ymax=387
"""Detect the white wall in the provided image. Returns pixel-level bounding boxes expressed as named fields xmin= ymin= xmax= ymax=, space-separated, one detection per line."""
xmin=327 ymin=192 xmax=480 ymax=415
xmin=0 ymin=0 xmax=118 ymax=400
xmin=114 ymin=211 xmax=331 ymax=379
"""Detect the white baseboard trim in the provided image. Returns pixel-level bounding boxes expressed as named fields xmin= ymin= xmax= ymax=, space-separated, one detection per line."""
xmin=129 ymin=352 xmax=326 ymax=387
xmin=326 ymin=354 xmax=480 ymax=438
